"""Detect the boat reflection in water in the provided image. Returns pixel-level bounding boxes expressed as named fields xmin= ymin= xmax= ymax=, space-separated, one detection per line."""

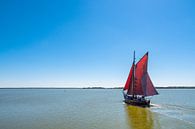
xmin=124 ymin=105 xmax=159 ymax=129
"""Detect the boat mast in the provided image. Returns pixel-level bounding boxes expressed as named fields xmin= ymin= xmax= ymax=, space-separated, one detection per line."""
xmin=132 ymin=51 xmax=136 ymax=97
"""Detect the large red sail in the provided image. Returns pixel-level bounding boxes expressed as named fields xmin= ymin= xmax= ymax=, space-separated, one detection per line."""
xmin=134 ymin=52 xmax=158 ymax=96
xmin=124 ymin=52 xmax=158 ymax=96
xmin=124 ymin=63 xmax=134 ymax=93
xmin=134 ymin=53 xmax=148 ymax=95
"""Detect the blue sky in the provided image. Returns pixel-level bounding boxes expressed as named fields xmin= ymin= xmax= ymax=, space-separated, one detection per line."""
xmin=0 ymin=0 xmax=195 ymax=87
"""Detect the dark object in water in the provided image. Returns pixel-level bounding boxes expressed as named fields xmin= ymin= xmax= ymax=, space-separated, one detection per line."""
xmin=123 ymin=95 xmax=150 ymax=107
xmin=123 ymin=51 xmax=158 ymax=107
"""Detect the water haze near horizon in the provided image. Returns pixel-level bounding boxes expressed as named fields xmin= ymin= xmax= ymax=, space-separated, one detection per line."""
xmin=0 ymin=89 xmax=195 ymax=129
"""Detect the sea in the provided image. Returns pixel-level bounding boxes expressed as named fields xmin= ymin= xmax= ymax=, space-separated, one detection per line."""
xmin=0 ymin=88 xmax=195 ymax=129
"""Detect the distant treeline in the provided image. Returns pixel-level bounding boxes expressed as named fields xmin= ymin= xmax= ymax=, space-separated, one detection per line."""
xmin=156 ymin=86 xmax=195 ymax=89
xmin=83 ymin=86 xmax=195 ymax=89
xmin=1 ymin=86 xmax=195 ymax=89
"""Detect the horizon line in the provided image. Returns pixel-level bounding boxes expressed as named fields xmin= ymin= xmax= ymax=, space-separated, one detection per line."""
xmin=1 ymin=86 xmax=195 ymax=89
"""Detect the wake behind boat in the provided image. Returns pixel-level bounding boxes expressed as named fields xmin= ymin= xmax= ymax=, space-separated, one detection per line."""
xmin=123 ymin=51 xmax=158 ymax=107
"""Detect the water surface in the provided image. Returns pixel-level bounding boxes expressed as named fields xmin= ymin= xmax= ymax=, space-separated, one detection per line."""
xmin=0 ymin=89 xmax=195 ymax=129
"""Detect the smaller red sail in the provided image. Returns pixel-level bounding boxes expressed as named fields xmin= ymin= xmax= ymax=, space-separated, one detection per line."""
xmin=124 ymin=63 xmax=134 ymax=92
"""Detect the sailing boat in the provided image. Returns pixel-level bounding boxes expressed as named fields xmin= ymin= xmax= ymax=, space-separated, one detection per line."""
xmin=123 ymin=51 xmax=158 ymax=107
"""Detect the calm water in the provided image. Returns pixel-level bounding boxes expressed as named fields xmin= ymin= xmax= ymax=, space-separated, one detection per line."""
xmin=0 ymin=89 xmax=195 ymax=129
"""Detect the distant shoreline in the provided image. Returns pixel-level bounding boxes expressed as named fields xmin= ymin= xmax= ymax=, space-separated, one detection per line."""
xmin=0 ymin=86 xmax=195 ymax=89
xmin=156 ymin=86 xmax=195 ymax=89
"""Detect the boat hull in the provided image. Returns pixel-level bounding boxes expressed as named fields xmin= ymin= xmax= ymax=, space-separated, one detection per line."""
xmin=124 ymin=96 xmax=150 ymax=107
xmin=124 ymin=98 xmax=150 ymax=107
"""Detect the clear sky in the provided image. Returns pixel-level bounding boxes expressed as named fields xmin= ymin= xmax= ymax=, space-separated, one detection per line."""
xmin=0 ymin=0 xmax=195 ymax=88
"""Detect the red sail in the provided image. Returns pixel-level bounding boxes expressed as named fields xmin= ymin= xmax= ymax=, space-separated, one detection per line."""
xmin=124 ymin=52 xmax=158 ymax=96
xmin=144 ymin=73 xmax=158 ymax=96
xmin=134 ymin=53 xmax=148 ymax=95
xmin=124 ymin=63 xmax=134 ymax=93
xmin=134 ymin=52 xmax=158 ymax=96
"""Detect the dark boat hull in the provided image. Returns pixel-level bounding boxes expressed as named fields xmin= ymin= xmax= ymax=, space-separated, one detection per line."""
xmin=124 ymin=98 xmax=150 ymax=107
